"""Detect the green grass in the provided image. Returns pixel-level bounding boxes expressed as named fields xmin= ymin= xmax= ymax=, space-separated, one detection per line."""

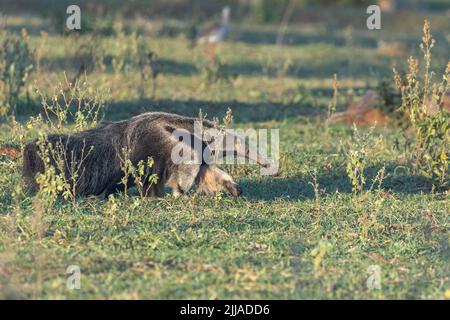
xmin=0 ymin=7 xmax=449 ymax=299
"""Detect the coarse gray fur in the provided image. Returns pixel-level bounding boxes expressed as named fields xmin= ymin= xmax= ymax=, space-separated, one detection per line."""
xmin=22 ymin=112 xmax=274 ymax=198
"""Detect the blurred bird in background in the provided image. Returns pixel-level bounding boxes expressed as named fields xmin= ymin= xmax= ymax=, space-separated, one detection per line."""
xmin=189 ymin=6 xmax=230 ymax=60
xmin=196 ymin=6 xmax=230 ymax=45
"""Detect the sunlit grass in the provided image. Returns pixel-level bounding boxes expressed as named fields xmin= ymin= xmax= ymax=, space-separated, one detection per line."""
xmin=0 ymin=10 xmax=449 ymax=299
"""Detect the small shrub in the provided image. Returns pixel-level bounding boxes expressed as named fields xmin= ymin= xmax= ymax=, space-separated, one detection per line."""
xmin=28 ymin=74 xmax=109 ymax=202
xmin=35 ymin=73 xmax=109 ymax=131
xmin=33 ymin=31 xmax=48 ymax=80
xmin=198 ymin=56 xmax=232 ymax=89
xmin=393 ymin=20 xmax=450 ymax=186
xmin=0 ymin=29 xmax=34 ymax=116
xmin=344 ymin=125 xmax=382 ymax=194
xmin=310 ymin=240 xmax=332 ymax=275
xmin=34 ymin=134 xmax=69 ymax=205
xmin=118 ymin=147 xmax=158 ymax=198
xmin=111 ymin=24 xmax=127 ymax=75
xmin=137 ymin=45 xmax=160 ymax=99
xmin=75 ymin=36 xmax=106 ymax=73
xmin=132 ymin=158 xmax=159 ymax=198
xmin=327 ymin=74 xmax=339 ymax=121
xmin=376 ymin=80 xmax=402 ymax=118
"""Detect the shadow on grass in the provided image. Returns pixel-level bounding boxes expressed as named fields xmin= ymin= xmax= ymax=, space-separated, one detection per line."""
xmin=40 ymin=53 xmax=394 ymax=79
xmin=232 ymin=29 xmax=378 ymax=48
xmin=40 ymin=56 xmax=199 ymax=76
xmin=240 ymin=164 xmax=437 ymax=202
xmin=12 ymin=95 xmax=324 ymax=126
xmin=105 ymin=98 xmax=321 ymax=123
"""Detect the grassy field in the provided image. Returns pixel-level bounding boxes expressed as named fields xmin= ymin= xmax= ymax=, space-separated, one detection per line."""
xmin=0 ymin=4 xmax=449 ymax=299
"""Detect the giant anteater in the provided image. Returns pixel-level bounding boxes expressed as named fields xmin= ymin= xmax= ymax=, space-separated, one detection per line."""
xmin=22 ymin=112 xmax=275 ymax=198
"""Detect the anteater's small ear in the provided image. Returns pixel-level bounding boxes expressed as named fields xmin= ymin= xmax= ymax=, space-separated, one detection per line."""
xmin=164 ymin=125 xmax=176 ymax=134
